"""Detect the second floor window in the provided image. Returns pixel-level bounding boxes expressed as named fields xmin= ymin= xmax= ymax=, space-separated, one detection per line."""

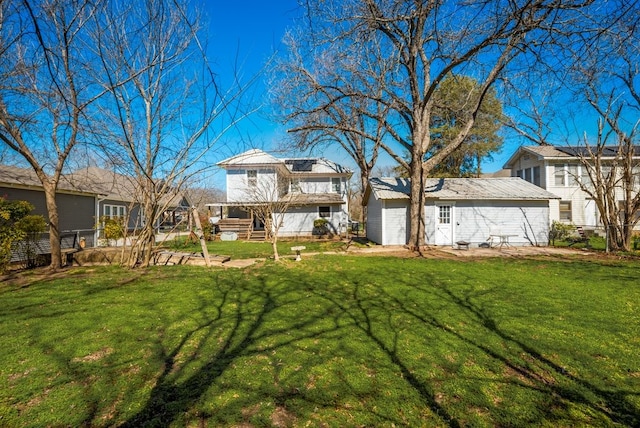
xmin=332 ymin=177 xmax=341 ymax=193
xmin=290 ymin=178 xmax=301 ymax=193
xmin=247 ymin=170 xmax=257 ymax=187
xmin=554 ymin=165 xmax=566 ymax=186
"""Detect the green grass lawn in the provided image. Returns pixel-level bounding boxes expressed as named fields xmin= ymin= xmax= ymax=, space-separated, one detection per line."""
xmin=1 ymin=255 xmax=639 ymax=427
xmin=164 ymin=236 xmax=349 ymax=259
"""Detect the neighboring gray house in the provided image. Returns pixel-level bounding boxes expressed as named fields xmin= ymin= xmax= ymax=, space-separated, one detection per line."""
xmin=1 ymin=165 xmax=191 ymax=249
xmin=365 ymin=177 xmax=560 ymax=247
xmin=0 ymin=165 xmax=100 ymax=247
xmin=213 ymin=149 xmax=352 ymax=237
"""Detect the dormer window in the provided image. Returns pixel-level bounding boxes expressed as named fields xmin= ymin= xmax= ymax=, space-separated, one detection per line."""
xmin=247 ymin=170 xmax=257 ymax=187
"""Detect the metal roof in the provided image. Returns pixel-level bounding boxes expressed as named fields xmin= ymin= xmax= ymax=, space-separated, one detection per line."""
xmin=503 ymin=145 xmax=640 ymax=169
xmin=217 ymin=149 xmax=283 ymax=167
xmin=368 ymin=177 xmax=560 ymax=201
xmin=217 ymin=149 xmax=351 ymax=176
xmin=284 ymin=157 xmax=351 ymax=175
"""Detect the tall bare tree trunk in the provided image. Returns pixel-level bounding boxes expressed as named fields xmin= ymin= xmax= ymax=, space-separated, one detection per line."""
xmin=43 ymin=185 xmax=62 ymax=269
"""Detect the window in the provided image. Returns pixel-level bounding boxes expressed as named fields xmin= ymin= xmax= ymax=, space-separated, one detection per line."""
xmin=290 ymin=178 xmax=301 ymax=193
xmin=581 ymin=165 xmax=594 ymax=187
xmin=524 ymin=168 xmax=532 ymax=183
xmin=516 ymin=169 xmax=523 ymax=179
xmin=438 ymin=205 xmax=451 ymax=224
xmin=554 ymin=165 xmax=566 ymax=186
xmin=318 ymin=206 xmax=330 ymax=218
xmin=331 ymin=177 xmax=341 ymax=193
xmin=568 ymin=164 xmax=579 ymax=186
xmin=247 ymin=170 xmax=257 ymax=187
xmin=533 ymin=166 xmax=541 ymax=186
xmin=559 ymin=201 xmax=572 ymax=221
xmin=104 ymin=204 xmax=126 ymax=219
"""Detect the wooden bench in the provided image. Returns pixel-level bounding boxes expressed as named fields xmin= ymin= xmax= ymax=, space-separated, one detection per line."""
xmin=456 ymin=241 xmax=470 ymax=250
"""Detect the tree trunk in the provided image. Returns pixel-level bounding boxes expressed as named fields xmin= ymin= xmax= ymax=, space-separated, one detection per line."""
xmin=272 ymin=235 xmax=280 ymax=261
xmin=43 ymin=185 xmax=63 ymax=270
xmin=408 ymin=122 xmax=429 ymax=250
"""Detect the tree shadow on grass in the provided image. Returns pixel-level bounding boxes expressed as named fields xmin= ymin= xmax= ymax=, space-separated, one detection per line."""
xmin=432 ymin=283 xmax=640 ymax=426
xmin=117 ymin=271 xmax=345 ymax=427
xmin=119 ymin=276 xmax=277 ymax=427
xmin=304 ymin=261 xmax=640 ymax=427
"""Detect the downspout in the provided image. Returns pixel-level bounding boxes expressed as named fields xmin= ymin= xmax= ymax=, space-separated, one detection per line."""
xmin=95 ymin=194 xmax=106 ymax=247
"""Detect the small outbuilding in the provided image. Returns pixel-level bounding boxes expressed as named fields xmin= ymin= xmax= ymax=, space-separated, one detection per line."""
xmin=364 ymin=177 xmax=560 ymax=247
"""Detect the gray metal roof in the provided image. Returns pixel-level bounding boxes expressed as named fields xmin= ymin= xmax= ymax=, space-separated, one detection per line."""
xmin=503 ymin=145 xmax=640 ymax=169
xmin=368 ymin=177 xmax=560 ymax=201
xmin=217 ymin=149 xmax=351 ymax=176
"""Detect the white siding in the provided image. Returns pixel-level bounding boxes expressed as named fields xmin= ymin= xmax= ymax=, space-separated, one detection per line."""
xmin=382 ymin=200 xmax=409 ymax=245
xmin=298 ymin=177 xmax=332 ymax=194
xmin=366 ymin=193 xmax=383 ymax=244
xmin=226 ymin=168 xmax=278 ymax=202
xmin=424 ymin=205 xmax=436 ymax=245
xmin=444 ymin=200 xmax=550 ymax=246
xmin=278 ymin=207 xmax=316 ymax=236
xmin=277 ymin=205 xmax=347 ymax=237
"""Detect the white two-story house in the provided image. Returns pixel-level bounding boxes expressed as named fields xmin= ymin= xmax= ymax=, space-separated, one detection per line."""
xmin=503 ymin=145 xmax=640 ymax=228
xmin=213 ymin=149 xmax=352 ymax=237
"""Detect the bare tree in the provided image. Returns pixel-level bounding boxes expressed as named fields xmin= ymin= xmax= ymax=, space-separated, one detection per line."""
xmin=505 ymin=0 xmax=640 ymax=251
xmin=568 ymin=5 xmax=640 ymax=251
xmin=0 ymin=0 xmax=107 ymax=269
xmin=272 ymin=28 xmax=392 ymax=222
xmin=91 ymin=0 xmax=256 ymax=267
xmin=573 ymin=122 xmax=640 ymax=251
xmin=277 ymin=0 xmax=592 ymax=250
xmin=239 ymin=174 xmax=301 ymax=261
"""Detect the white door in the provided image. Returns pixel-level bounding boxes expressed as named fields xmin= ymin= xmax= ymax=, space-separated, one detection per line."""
xmin=435 ymin=204 xmax=453 ymax=245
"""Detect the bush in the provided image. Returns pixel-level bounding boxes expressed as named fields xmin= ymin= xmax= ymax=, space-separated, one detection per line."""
xmin=1 ymin=199 xmax=40 ymax=272
xmin=15 ymin=215 xmax=47 ymax=268
xmin=549 ymin=221 xmax=575 ymax=245
xmin=100 ymin=216 xmax=125 ymax=246
xmin=312 ymin=218 xmax=329 ymax=236
xmin=200 ymin=215 xmax=214 ymax=241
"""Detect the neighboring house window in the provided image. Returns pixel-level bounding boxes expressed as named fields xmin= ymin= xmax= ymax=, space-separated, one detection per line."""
xmin=554 ymin=165 xmax=566 ymax=186
xmin=568 ymin=164 xmax=579 ymax=186
xmin=331 ymin=177 xmax=341 ymax=193
xmin=318 ymin=206 xmax=330 ymax=218
xmin=581 ymin=165 xmax=592 ymax=186
xmin=533 ymin=166 xmax=541 ymax=186
xmin=516 ymin=169 xmax=522 ymax=179
xmin=524 ymin=168 xmax=532 ymax=183
xmin=247 ymin=170 xmax=257 ymax=187
xmin=559 ymin=201 xmax=572 ymax=221
xmin=290 ymin=178 xmax=301 ymax=193
xmin=104 ymin=204 xmax=126 ymax=219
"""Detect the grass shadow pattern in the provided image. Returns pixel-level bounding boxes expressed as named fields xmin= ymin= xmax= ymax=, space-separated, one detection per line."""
xmin=1 ymin=257 xmax=639 ymax=426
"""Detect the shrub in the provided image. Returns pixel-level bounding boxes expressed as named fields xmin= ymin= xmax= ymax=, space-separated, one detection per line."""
xmin=313 ymin=218 xmax=330 ymax=236
xmin=100 ymin=216 xmax=125 ymax=246
xmin=0 ymin=199 xmax=34 ymax=273
xmin=549 ymin=221 xmax=575 ymax=245
xmin=15 ymin=214 xmax=47 ymax=268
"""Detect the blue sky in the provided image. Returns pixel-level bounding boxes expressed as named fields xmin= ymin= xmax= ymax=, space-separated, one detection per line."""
xmin=201 ymin=1 xmax=529 ymax=188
